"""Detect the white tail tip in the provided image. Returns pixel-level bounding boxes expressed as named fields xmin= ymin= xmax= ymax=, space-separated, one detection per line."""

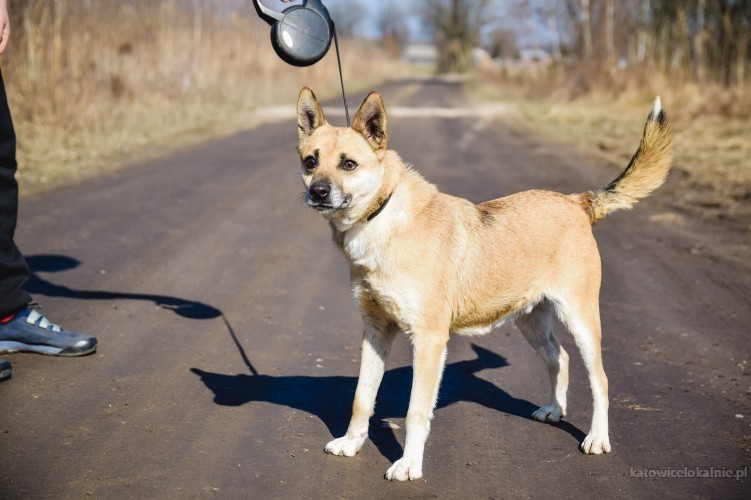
xmin=652 ymin=96 xmax=662 ymax=117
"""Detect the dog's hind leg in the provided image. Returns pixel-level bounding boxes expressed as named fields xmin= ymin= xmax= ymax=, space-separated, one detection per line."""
xmin=325 ymin=318 xmax=397 ymax=457
xmin=515 ymin=300 xmax=569 ymax=423
xmin=385 ymin=332 xmax=449 ymax=481
xmin=553 ymin=292 xmax=611 ymax=455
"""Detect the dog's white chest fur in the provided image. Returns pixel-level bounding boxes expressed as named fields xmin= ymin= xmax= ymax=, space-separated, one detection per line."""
xmin=337 ymin=195 xmax=407 ymax=270
xmin=339 ymin=215 xmax=423 ymax=330
xmin=342 ymin=223 xmax=385 ymax=270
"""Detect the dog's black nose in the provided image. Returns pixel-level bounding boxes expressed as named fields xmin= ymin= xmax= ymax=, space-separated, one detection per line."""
xmin=309 ymin=182 xmax=331 ymax=203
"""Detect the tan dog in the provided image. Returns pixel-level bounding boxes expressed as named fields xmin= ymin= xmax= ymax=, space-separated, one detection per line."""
xmin=295 ymin=87 xmax=672 ymax=481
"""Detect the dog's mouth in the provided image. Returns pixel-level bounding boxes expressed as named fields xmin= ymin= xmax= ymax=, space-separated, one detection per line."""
xmin=309 ymin=202 xmax=338 ymax=212
xmin=306 ymin=197 xmax=351 ymax=215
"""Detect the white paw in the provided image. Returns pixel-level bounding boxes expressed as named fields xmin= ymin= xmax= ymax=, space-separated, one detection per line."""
xmin=324 ymin=435 xmax=366 ymax=457
xmin=532 ymin=404 xmax=563 ymax=423
xmin=385 ymin=456 xmax=423 ymax=481
xmin=580 ymin=432 xmax=611 ymax=455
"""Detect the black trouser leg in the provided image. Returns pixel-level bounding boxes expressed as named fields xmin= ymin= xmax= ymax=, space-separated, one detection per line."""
xmin=0 ymin=68 xmax=31 ymax=318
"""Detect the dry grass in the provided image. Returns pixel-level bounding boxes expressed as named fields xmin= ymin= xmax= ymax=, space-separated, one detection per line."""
xmin=471 ymin=69 xmax=751 ymax=221
xmin=3 ymin=1 xmax=404 ymax=194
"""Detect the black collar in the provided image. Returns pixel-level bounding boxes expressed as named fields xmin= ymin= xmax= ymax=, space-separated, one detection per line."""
xmin=366 ymin=192 xmax=393 ymax=222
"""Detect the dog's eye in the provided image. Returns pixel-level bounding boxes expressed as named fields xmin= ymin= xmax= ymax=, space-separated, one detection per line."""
xmin=303 ymin=155 xmax=317 ymax=171
xmin=341 ymin=159 xmax=358 ymax=171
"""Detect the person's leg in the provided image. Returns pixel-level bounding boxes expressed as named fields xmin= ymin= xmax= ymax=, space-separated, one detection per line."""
xmin=0 ymin=67 xmax=28 ymax=379
xmin=0 ymin=67 xmax=32 ymax=320
xmin=0 ymin=68 xmax=96 ymax=359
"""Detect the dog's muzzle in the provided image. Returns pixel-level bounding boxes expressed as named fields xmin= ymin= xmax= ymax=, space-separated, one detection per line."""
xmin=306 ymin=181 xmax=350 ymax=213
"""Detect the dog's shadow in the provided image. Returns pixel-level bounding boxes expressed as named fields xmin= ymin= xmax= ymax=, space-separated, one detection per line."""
xmin=191 ymin=344 xmax=585 ymax=461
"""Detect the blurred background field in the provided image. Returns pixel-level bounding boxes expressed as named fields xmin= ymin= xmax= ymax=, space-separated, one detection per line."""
xmin=3 ymin=0 xmax=750 ymax=221
xmin=3 ymin=0 xmax=403 ymax=190
xmin=468 ymin=0 xmax=751 ymax=221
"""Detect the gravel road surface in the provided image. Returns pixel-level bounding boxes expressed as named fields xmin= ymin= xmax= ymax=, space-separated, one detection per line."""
xmin=1 ymin=79 xmax=749 ymax=499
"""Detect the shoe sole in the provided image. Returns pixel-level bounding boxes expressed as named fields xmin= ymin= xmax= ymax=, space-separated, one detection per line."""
xmin=0 ymin=341 xmax=96 ymax=357
xmin=0 ymin=361 xmax=10 ymax=381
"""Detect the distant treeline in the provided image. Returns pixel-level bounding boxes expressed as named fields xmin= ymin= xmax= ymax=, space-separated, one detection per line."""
xmin=536 ymin=0 xmax=750 ymax=87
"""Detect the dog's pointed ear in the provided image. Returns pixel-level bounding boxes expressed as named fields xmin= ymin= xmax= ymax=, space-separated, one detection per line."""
xmin=297 ymin=87 xmax=326 ymax=141
xmin=352 ymin=91 xmax=387 ymax=152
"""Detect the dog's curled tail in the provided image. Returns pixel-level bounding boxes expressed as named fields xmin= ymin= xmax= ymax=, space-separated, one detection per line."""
xmin=581 ymin=97 xmax=673 ymax=224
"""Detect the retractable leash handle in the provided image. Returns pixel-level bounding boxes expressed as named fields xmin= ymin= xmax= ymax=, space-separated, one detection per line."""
xmin=252 ymin=0 xmax=283 ymax=24
xmin=252 ymin=0 xmax=350 ymax=125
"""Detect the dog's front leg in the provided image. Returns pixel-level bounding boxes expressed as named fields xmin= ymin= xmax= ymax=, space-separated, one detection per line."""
xmin=385 ymin=333 xmax=448 ymax=481
xmin=325 ymin=320 xmax=397 ymax=457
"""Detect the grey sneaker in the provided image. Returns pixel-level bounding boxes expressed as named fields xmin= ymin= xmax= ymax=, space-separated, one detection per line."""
xmin=0 ymin=308 xmax=97 ymax=356
xmin=0 ymin=358 xmax=10 ymax=381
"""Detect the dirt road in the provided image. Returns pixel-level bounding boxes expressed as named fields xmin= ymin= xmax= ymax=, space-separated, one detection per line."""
xmin=1 ymin=79 xmax=749 ymax=498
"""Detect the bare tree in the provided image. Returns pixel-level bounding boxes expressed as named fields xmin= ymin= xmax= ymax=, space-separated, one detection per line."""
xmin=418 ymin=0 xmax=493 ymax=73
xmin=579 ymin=0 xmax=592 ymax=58
xmin=487 ymin=28 xmax=518 ymax=60
xmin=327 ymin=0 xmax=365 ymax=39
xmin=377 ymin=0 xmax=410 ymax=58
xmin=636 ymin=0 xmax=650 ymax=63
xmin=532 ymin=2 xmax=563 ymax=63
xmin=604 ymin=0 xmax=615 ymax=79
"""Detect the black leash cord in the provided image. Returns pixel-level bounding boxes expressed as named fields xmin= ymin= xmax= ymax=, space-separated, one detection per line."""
xmin=332 ymin=25 xmax=350 ymax=126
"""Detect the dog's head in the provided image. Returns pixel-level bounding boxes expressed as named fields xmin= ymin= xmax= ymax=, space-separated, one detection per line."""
xmin=296 ymin=87 xmax=391 ymax=225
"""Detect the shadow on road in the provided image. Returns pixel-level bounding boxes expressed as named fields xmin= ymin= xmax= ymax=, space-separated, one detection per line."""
xmin=25 ymin=254 xmax=221 ymax=319
xmin=191 ymin=344 xmax=586 ymax=461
